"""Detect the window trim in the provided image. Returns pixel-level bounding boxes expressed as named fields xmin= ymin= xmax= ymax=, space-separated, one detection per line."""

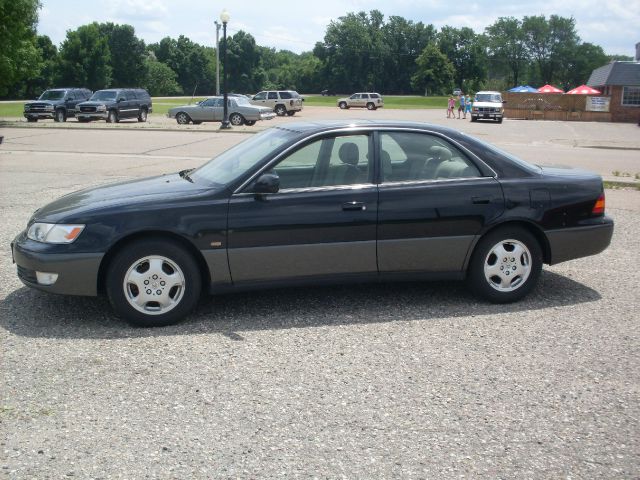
xmin=621 ymin=86 xmax=640 ymax=107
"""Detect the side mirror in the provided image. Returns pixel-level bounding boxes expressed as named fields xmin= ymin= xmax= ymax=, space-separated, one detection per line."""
xmin=252 ymin=173 xmax=280 ymax=194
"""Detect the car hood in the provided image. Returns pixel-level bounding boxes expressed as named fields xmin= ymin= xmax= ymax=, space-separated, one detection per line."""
xmin=25 ymin=100 xmax=60 ymax=106
xmin=472 ymin=101 xmax=502 ymax=108
xmin=77 ymin=100 xmax=113 ymax=106
xmin=31 ymin=172 xmax=216 ymax=223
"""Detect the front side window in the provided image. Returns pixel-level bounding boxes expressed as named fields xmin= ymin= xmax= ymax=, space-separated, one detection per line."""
xmin=253 ymin=92 xmax=266 ymax=100
xmin=271 ymin=134 xmax=371 ymax=190
xmin=622 ymin=86 xmax=640 ymax=106
xmin=380 ymin=131 xmax=481 ymax=182
xmin=350 ymin=94 xmax=358 ymax=99
xmin=200 ymin=98 xmax=216 ymax=107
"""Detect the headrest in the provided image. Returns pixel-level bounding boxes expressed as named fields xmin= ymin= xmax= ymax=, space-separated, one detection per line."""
xmin=429 ymin=145 xmax=452 ymax=161
xmin=339 ymin=142 xmax=359 ymax=166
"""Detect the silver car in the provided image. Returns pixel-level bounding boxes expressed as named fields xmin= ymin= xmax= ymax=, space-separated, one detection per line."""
xmin=168 ymin=96 xmax=275 ymax=126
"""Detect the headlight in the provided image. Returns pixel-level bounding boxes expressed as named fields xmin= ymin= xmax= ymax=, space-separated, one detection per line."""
xmin=27 ymin=223 xmax=85 ymax=243
xmin=97 ymin=105 xmax=106 ymax=112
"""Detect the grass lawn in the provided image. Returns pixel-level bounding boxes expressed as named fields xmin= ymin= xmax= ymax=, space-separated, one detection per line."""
xmin=0 ymin=95 xmax=447 ymax=117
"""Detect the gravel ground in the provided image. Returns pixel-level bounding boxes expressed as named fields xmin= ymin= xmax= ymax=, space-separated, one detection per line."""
xmin=0 ymin=127 xmax=639 ymax=479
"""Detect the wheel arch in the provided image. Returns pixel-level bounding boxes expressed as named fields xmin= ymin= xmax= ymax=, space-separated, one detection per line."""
xmin=97 ymin=230 xmax=211 ymax=295
xmin=464 ymin=220 xmax=551 ymax=272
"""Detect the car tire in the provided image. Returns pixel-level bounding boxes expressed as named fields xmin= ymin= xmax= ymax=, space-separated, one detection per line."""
xmin=175 ymin=112 xmax=191 ymax=125
xmin=497 ymin=117 xmax=503 ymax=124
xmin=106 ymin=239 xmax=202 ymax=327
xmin=286 ymin=111 xmax=296 ymax=116
xmin=245 ymin=120 xmax=256 ymax=126
xmin=366 ymin=102 xmax=376 ymax=110
xmin=107 ymin=110 xmax=118 ymax=123
xmin=467 ymin=226 xmax=543 ymax=303
xmin=471 ymin=116 xmax=477 ymax=122
xmin=54 ymin=109 xmax=66 ymax=122
xmin=274 ymin=105 xmax=287 ymax=116
xmin=339 ymin=102 xmax=347 ymax=109
xmin=229 ymin=113 xmax=244 ymax=126
xmin=138 ymin=108 xmax=148 ymax=122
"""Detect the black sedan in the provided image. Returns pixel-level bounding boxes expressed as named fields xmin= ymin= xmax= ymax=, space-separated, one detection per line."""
xmin=12 ymin=121 xmax=614 ymax=327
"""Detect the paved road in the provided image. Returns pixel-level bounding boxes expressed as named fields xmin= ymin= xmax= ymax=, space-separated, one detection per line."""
xmin=1 ymin=125 xmax=639 ymax=478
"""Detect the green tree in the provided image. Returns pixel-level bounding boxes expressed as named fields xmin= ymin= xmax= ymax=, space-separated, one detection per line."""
xmin=437 ymin=26 xmax=488 ymax=93
xmin=24 ymin=35 xmax=58 ymax=98
xmin=98 ymin=23 xmax=147 ymax=87
xmin=149 ymin=36 xmax=213 ymax=94
xmin=485 ymin=17 xmax=529 ymax=86
xmin=0 ymin=0 xmax=41 ymax=97
xmin=224 ymin=31 xmax=263 ymax=92
xmin=57 ymin=23 xmax=112 ymax=90
xmin=143 ymin=54 xmax=181 ymax=96
xmin=564 ymin=42 xmax=609 ymax=88
xmin=411 ymin=43 xmax=455 ymax=95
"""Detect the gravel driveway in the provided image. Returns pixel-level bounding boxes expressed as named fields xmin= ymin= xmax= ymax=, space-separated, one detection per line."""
xmin=1 ymin=127 xmax=638 ymax=478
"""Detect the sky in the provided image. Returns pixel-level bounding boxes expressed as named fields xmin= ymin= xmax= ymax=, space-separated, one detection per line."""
xmin=37 ymin=0 xmax=640 ymax=57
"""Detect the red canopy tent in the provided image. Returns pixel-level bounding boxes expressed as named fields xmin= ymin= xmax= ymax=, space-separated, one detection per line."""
xmin=566 ymin=85 xmax=601 ymax=95
xmin=538 ymin=84 xmax=564 ymax=93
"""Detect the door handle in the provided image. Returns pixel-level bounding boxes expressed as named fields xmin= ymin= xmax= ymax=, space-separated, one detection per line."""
xmin=342 ymin=201 xmax=366 ymax=211
xmin=472 ymin=196 xmax=491 ymax=204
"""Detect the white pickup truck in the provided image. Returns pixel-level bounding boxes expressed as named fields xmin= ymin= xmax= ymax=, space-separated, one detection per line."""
xmin=471 ymin=91 xmax=505 ymax=123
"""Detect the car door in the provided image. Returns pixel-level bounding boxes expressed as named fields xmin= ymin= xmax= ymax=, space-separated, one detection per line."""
xmin=192 ymin=98 xmax=216 ymax=121
xmin=227 ymin=132 xmax=378 ymax=284
xmin=65 ymin=91 xmax=79 ymax=117
xmin=376 ymin=130 xmax=504 ymax=273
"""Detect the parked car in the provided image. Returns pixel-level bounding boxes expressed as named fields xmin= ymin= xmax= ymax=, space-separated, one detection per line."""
xmin=337 ymin=93 xmax=384 ymax=110
xmin=471 ymin=91 xmax=505 ymax=123
xmin=168 ymin=96 xmax=275 ymax=126
xmin=321 ymin=89 xmax=335 ymax=96
xmin=453 ymin=88 xmax=462 ymax=96
xmin=76 ymin=88 xmax=152 ymax=123
xmin=23 ymin=88 xmax=92 ymax=122
xmin=11 ymin=120 xmax=613 ymax=327
xmin=250 ymin=90 xmax=303 ymax=116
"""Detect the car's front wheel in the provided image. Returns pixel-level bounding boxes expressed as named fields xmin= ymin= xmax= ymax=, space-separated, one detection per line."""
xmin=107 ymin=110 xmax=118 ymax=123
xmin=229 ymin=112 xmax=244 ymax=126
xmin=175 ymin=112 xmax=191 ymax=124
xmin=106 ymin=239 xmax=202 ymax=327
xmin=54 ymin=109 xmax=66 ymax=122
xmin=468 ymin=227 xmax=542 ymax=303
xmin=339 ymin=102 xmax=348 ymax=109
xmin=138 ymin=108 xmax=148 ymax=122
xmin=274 ymin=105 xmax=287 ymax=116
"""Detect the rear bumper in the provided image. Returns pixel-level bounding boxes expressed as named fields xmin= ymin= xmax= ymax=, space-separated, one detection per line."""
xmin=546 ymin=216 xmax=614 ymax=265
xmin=11 ymin=236 xmax=103 ymax=296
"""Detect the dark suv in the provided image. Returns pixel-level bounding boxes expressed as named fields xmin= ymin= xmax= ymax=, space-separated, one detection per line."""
xmin=23 ymin=88 xmax=93 ymax=122
xmin=76 ymin=88 xmax=152 ymax=123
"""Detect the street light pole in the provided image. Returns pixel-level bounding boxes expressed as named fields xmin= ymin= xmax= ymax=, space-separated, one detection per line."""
xmin=220 ymin=9 xmax=231 ymax=129
xmin=214 ymin=21 xmax=221 ymax=96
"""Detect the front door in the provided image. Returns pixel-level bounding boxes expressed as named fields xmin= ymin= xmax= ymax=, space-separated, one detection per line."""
xmin=227 ymin=132 xmax=378 ymax=284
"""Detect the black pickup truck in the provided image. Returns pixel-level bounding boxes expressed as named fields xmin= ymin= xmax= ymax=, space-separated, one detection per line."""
xmin=23 ymin=88 xmax=93 ymax=122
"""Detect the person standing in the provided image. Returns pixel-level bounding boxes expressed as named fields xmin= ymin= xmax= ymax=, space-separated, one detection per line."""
xmin=464 ymin=95 xmax=472 ymax=119
xmin=447 ymin=96 xmax=455 ymax=118
xmin=458 ymin=94 xmax=465 ymax=119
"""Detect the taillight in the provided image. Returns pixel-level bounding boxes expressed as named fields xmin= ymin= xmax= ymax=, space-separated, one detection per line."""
xmin=592 ymin=193 xmax=605 ymax=215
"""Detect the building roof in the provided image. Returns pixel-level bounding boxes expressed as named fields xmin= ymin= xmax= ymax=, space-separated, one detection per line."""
xmin=587 ymin=62 xmax=640 ymax=87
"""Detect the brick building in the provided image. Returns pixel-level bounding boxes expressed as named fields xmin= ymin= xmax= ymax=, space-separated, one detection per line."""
xmin=587 ymin=61 xmax=640 ymax=123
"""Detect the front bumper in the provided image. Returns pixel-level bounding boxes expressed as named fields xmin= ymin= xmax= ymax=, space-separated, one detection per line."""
xmin=546 ymin=216 xmax=614 ymax=265
xmin=11 ymin=234 xmax=103 ymax=296
xmin=24 ymin=112 xmax=54 ymax=120
xmin=260 ymin=112 xmax=276 ymax=120
xmin=472 ymin=112 xmax=503 ymax=120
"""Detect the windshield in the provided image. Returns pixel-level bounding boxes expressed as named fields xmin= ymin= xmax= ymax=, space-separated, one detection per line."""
xmin=475 ymin=93 xmax=502 ymax=103
xmin=190 ymin=128 xmax=296 ymax=186
xmin=39 ymin=90 xmax=65 ymax=100
xmin=90 ymin=91 xmax=117 ymax=101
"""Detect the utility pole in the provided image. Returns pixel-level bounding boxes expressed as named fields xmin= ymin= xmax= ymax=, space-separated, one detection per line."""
xmin=214 ymin=20 xmax=221 ymax=96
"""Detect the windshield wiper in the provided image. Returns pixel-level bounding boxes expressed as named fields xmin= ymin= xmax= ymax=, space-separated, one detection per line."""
xmin=179 ymin=168 xmax=195 ymax=183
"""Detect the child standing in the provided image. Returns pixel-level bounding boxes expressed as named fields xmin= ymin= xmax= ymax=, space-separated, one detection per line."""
xmin=464 ymin=95 xmax=472 ymax=119
xmin=447 ymin=96 xmax=455 ymax=118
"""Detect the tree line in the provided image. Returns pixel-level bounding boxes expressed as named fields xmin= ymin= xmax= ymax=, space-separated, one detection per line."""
xmin=1 ymin=1 xmax=632 ymax=99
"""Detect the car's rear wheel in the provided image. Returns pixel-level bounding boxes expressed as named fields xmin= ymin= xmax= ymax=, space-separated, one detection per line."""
xmin=175 ymin=112 xmax=191 ymax=124
xmin=339 ymin=102 xmax=348 ymax=109
xmin=54 ymin=109 xmax=66 ymax=122
xmin=106 ymin=239 xmax=202 ymax=327
xmin=287 ymin=111 xmax=296 ymax=116
xmin=229 ymin=112 xmax=244 ymax=126
xmin=107 ymin=110 xmax=118 ymax=123
xmin=245 ymin=120 xmax=256 ymax=126
xmin=138 ymin=108 xmax=148 ymax=122
xmin=274 ymin=105 xmax=287 ymax=116
xmin=468 ymin=227 xmax=542 ymax=303
xmin=366 ymin=102 xmax=376 ymax=110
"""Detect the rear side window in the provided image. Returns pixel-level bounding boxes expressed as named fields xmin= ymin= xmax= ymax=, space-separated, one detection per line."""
xmin=370 ymin=94 xmax=380 ymax=99
xmin=279 ymin=91 xmax=292 ymax=99
xmin=268 ymin=92 xmax=278 ymax=100
xmin=380 ymin=131 xmax=481 ymax=182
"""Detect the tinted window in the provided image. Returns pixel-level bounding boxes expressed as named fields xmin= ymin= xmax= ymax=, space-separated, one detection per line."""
xmin=273 ymin=134 xmax=371 ymax=189
xmin=201 ymin=98 xmax=216 ymax=107
xmin=267 ymin=92 xmax=278 ymax=100
xmin=380 ymin=132 xmax=481 ymax=182
xmin=370 ymin=94 xmax=380 ymax=99
xmin=279 ymin=91 xmax=292 ymax=99
xmin=253 ymin=92 xmax=266 ymax=100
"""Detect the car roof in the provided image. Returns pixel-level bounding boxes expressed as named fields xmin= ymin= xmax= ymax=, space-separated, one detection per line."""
xmin=271 ymin=119 xmax=464 ymax=136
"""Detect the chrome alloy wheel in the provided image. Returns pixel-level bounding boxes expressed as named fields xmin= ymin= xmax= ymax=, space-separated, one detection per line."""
xmin=123 ymin=256 xmax=186 ymax=315
xmin=483 ymin=239 xmax=532 ymax=292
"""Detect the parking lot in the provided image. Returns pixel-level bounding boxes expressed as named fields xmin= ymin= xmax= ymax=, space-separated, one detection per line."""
xmin=1 ymin=111 xmax=639 ymax=478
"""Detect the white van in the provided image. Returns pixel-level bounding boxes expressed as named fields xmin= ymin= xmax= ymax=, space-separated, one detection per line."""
xmin=471 ymin=91 xmax=505 ymax=123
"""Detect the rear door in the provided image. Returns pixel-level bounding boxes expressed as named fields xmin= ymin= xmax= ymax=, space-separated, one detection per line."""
xmin=227 ymin=132 xmax=378 ymax=284
xmin=376 ymin=130 xmax=504 ymax=273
